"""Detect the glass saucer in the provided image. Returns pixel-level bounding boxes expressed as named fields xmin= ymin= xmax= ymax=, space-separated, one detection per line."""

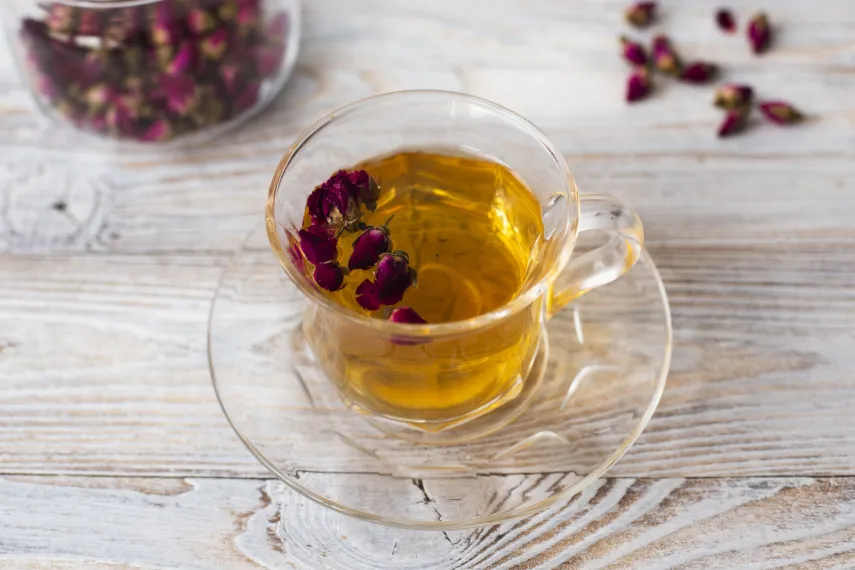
xmin=209 ymin=224 xmax=671 ymax=530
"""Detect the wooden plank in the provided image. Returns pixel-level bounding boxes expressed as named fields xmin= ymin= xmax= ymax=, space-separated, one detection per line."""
xmin=1 ymin=248 xmax=853 ymax=478
xmin=3 ymin=475 xmax=855 ymax=569
xmin=0 ymin=1 xmax=852 ymax=255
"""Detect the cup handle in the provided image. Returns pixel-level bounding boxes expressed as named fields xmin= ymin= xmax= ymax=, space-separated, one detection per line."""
xmin=548 ymin=195 xmax=644 ymax=317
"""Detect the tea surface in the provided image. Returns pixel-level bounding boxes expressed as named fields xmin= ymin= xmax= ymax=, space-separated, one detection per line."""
xmin=323 ymin=151 xmax=544 ymax=323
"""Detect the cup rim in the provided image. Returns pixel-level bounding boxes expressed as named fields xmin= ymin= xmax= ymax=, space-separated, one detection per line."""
xmin=266 ymin=89 xmax=580 ymax=336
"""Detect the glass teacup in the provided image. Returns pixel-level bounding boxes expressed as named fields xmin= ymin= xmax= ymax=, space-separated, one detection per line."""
xmin=266 ymin=91 xmax=643 ymax=430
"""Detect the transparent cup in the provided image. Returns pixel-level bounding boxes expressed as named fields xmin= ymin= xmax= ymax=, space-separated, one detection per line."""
xmin=266 ymin=90 xmax=644 ymax=430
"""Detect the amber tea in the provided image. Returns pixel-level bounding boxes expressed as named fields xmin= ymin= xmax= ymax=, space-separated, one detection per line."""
xmin=298 ymin=151 xmax=546 ymax=425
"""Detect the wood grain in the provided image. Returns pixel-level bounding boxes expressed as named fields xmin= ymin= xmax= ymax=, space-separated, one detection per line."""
xmin=1 ymin=0 xmax=855 ymax=565
xmin=3 ymin=475 xmax=855 ymax=569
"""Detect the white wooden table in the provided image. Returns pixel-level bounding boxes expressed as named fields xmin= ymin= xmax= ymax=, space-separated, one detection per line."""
xmin=2 ymin=1 xmax=855 ymax=568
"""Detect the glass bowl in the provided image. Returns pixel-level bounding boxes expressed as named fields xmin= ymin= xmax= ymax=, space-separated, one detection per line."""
xmin=1 ymin=0 xmax=301 ymax=144
xmin=209 ymin=223 xmax=672 ymax=530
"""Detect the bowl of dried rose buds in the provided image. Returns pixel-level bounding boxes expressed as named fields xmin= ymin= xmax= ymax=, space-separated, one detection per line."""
xmin=3 ymin=0 xmax=300 ymax=143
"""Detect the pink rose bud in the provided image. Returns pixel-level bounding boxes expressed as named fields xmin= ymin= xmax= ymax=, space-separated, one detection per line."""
xmin=83 ymin=84 xmax=113 ymax=112
xmin=626 ymin=67 xmax=651 ymax=103
xmin=313 ymin=262 xmax=347 ymax=292
xmin=356 ymin=279 xmax=380 ymax=311
xmin=140 ymin=119 xmax=173 ymax=142
xmin=255 ymin=45 xmax=284 ymax=78
xmin=747 ymin=12 xmax=771 ymax=54
xmin=187 ymin=7 xmax=217 ymax=35
xmin=714 ymin=84 xmax=754 ymax=110
xmin=652 ymin=35 xmax=682 ymax=76
xmin=236 ymin=2 xmax=261 ymax=35
xmin=150 ymin=2 xmax=180 ymax=46
xmin=165 ymin=41 xmax=198 ymax=75
xmin=201 ymin=27 xmax=230 ymax=60
xmin=376 ymin=251 xmax=417 ymax=306
xmin=389 ymin=307 xmax=427 ymax=325
xmin=620 ymin=36 xmax=648 ymax=66
xmin=679 ymin=61 xmax=718 ymax=84
xmin=758 ymin=101 xmax=804 ymax=125
xmin=46 ymin=4 xmax=75 ymax=34
xmin=77 ymin=9 xmax=103 ymax=36
xmin=625 ymin=2 xmax=656 ymax=27
xmin=298 ymin=224 xmax=339 ymax=265
xmin=718 ymin=109 xmax=747 ymax=138
xmin=349 ymin=224 xmax=392 ymax=270
xmin=220 ymin=63 xmax=241 ymax=94
xmin=161 ymin=75 xmax=199 ymax=115
xmin=716 ymin=9 xmax=736 ymax=33
xmin=347 ymin=170 xmax=381 ymax=211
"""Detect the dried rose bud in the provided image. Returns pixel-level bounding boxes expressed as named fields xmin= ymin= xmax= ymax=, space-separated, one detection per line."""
xmin=218 ymin=2 xmax=238 ymax=22
xmin=652 ymin=35 xmax=682 ymax=76
xmin=625 ymin=2 xmax=656 ymax=27
xmin=83 ymin=84 xmax=113 ymax=112
xmin=140 ymin=119 xmax=173 ymax=142
xmin=106 ymin=98 xmax=138 ymax=135
xmin=201 ymin=28 xmax=230 ymax=60
xmin=626 ymin=67 xmax=651 ymax=103
xmin=347 ymin=170 xmax=380 ymax=211
xmin=679 ymin=61 xmax=718 ymax=84
xmin=349 ymin=223 xmax=392 ymax=270
xmin=307 ymin=179 xmax=361 ymax=231
xmin=103 ymin=7 xmax=143 ymax=46
xmin=46 ymin=4 xmax=76 ymax=34
xmin=88 ymin=113 xmax=109 ymax=134
xmin=236 ymin=2 xmax=261 ymax=35
xmin=758 ymin=101 xmax=804 ymax=125
xmin=356 ymin=279 xmax=380 ymax=311
xmin=718 ymin=109 xmax=748 ymax=138
xmin=188 ymin=7 xmax=217 ymax=35
xmin=747 ymin=12 xmax=771 ymax=54
xmin=389 ymin=307 xmax=427 ymax=324
xmin=165 ymin=41 xmax=198 ymax=76
xmin=620 ymin=36 xmax=648 ymax=66
xmin=298 ymin=224 xmax=339 ymax=265
xmin=255 ymin=45 xmax=284 ymax=78
xmin=150 ymin=2 xmax=180 ymax=47
xmin=376 ymin=251 xmax=417 ymax=306
xmin=161 ymin=75 xmax=199 ymax=115
xmin=314 ymin=262 xmax=347 ymax=292
xmin=80 ymin=50 xmax=108 ymax=86
xmin=192 ymin=87 xmax=227 ymax=126
xmin=716 ymin=9 xmax=736 ymax=33
xmin=77 ymin=9 xmax=103 ymax=36
xmin=714 ymin=84 xmax=753 ymax=110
